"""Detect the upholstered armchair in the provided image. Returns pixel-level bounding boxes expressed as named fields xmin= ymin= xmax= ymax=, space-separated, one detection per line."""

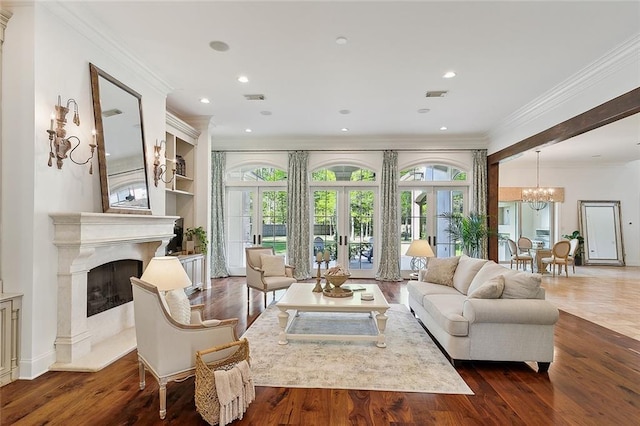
xmin=245 ymin=246 xmax=296 ymax=306
xmin=131 ymin=276 xmax=240 ymax=419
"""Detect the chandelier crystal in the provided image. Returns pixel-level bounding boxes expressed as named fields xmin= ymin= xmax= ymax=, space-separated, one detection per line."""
xmin=522 ymin=150 xmax=554 ymax=211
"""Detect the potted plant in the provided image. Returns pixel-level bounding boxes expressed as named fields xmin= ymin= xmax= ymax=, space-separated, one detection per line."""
xmin=185 ymin=226 xmax=209 ymax=255
xmin=439 ymin=212 xmax=493 ymax=259
xmin=562 ymin=230 xmax=584 ymax=265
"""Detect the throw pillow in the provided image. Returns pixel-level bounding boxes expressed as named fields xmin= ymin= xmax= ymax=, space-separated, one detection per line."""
xmin=423 ymin=256 xmax=460 ymax=287
xmin=452 ymin=255 xmax=489 ymax=295
xmin=164 ymin=288 xmax=191 ymax=325
xmin=502 ymin=272 xmax=542 ymax=299
xmin=467 ymin=275 xmax=505 ymax=299
xmin=467 ymin=261 xmax=512 ymax=295
xmin=260 ymin=254 xmax=286 ymax=277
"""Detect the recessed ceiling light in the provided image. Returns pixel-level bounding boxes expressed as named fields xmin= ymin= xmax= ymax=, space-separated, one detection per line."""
xmin=336 ymin=36 xmax=348 ymax=45
xmin=260 ymin=111 xmax=272 ymax=116
xmin=237 ymin=75 xmax=249 ymax=83
xmin=209 ymin=41 xmax=230 ymax=52
xmin=440 ymin=126 xmax=448 ymax=131
xmin=339 ymin=109 xmax=351 ymax=115
xmin=199 ymin=98 xmax=210 ymax=104
xmin=443 ymin=71 xmax=457 ymax=79
xmin=341 ymin=128 xmax=349 ymax=132
xmin=245 ymin=128 xmax=252 ymax=133
xmin=417 ymin=108 xmax=430 ymax=114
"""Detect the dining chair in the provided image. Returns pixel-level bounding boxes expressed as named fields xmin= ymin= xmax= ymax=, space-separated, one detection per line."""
xmin=541 ymin=240 xmax=572 ymax=277
xmin=567 ymin=238 xmax=579 ymax=273
xmin=507 ymin=238 xmax=533 ymax=271
xmin=517 ymin=236 xmax=534 ymax=255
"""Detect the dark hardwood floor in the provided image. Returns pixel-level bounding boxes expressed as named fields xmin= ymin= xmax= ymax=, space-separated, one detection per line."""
xmin=2 ymin=277 xmax=639 ymax=425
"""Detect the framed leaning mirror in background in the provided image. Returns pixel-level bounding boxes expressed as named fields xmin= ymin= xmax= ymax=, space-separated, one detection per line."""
xmin=89 ymin=63 xmax=151 ymax=214
xmin=578 ymin=200 xmax=625 ymax=266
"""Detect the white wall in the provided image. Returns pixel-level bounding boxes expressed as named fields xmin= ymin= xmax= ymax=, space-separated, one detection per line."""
xmin=500 ymin=160 xmax=640 ymax=266
xmin=2 ymin=3 xmax=168 ymax=378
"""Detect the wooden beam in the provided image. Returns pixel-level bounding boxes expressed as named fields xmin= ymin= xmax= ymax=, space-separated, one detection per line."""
xmin=486 ymin=87 xmax=640 ymax=261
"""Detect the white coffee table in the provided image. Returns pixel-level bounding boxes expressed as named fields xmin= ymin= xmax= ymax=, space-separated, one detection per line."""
xmin=275 ymin=282 xmax=390 ymax=348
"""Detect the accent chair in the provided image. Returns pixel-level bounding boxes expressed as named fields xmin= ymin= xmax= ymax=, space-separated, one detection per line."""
xmin=131 ymin=277 xmax=240 ymax=419
xmin=245 ymin=246 xmax=296 ymax=306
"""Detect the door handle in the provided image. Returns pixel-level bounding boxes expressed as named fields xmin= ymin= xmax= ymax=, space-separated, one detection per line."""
xmin=433 ymin=236 xmax=436 ymax=247
xmin=339 ymin=236 xmax=343 ymax=245
xmin=427 ymin=236 xmax=431 ymax=245
xmin=258 ymin=235 xmax=262 ymax=245
xmin=252 ymin=235 xmax=256 ymax=244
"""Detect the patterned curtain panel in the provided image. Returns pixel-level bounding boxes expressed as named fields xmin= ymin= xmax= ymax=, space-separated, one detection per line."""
xmin=472 ymin=149 xmax=489 ymax=259
xmin=375 ymin=151 xmax=402 ymax=281
xmin=287 ymin=151 xmax=311 ymax=279
xmin=210 ymin=151 xmax=230 ymax=277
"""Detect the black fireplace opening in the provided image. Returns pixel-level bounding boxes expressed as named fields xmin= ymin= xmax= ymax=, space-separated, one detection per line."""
xmin=87 ymin=259 xmax=142 ymax=317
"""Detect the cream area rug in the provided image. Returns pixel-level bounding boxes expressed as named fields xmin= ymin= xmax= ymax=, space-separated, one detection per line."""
xmin=241 ymin=304 xmax=473 ymax=394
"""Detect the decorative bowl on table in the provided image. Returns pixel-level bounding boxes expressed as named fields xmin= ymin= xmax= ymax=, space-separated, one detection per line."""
xmin=324 ymin=273 xmax=350 ymax=287
xmin=323 ymin=266 xmax=352 ymax=297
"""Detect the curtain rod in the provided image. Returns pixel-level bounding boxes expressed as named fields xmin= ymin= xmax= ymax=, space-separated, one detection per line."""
xmin=213 ymin=148 xmax=483 ymax=153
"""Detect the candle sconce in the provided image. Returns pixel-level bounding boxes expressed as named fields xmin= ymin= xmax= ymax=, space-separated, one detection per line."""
xmin=46 ymin=95 xmax=96 ymax=173
xmin=153 ymin=139 xmax=176 ymax=187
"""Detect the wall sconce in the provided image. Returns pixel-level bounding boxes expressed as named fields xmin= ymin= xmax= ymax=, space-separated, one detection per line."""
xmin=46 ymin=95 xmax=96 ymax=174
xmin=153 ymin=139 xmax=176 ymax=187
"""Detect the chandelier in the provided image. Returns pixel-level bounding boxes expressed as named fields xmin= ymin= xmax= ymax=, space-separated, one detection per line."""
xmin=522 ymin=150 xmax=554 ymax=211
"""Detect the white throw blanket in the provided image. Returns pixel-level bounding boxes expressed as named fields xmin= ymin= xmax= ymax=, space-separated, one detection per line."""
xmin=214 ymin=360 xmax=254 ymax=426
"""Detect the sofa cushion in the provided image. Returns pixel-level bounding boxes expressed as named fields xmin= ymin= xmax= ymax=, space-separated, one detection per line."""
xmin=467 ymin=275 xmax=505 ymax=299
xmin=501 ymin=272 xmax=542 ymax=299
xmin=452 ymin=255 xmax=489 ymax=295
xmin=407 ymin=280 xmax=462 ymax=305
xmin=422 ymin=294 xmax=469 ymax=336
xmin=260 ymin=254 xmax=286 ymax=277
xmin=467 ymin=261 xmax=508 ymax=295
xmin=423 ymin=256 xmax=460 ymax=287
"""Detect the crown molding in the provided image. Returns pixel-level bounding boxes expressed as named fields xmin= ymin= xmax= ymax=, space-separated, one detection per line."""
xmin=166 ymin=112 xmax=201 ymax=140
xmin=0 ymin=9 xmax=11 ymax=43
xmin=490 ymin=33 xmax=640 ymax=141
xmin=43 ymin=1 xmax=173 ymax=95
xmin=211 ymin=133 xmax=488 ymax=152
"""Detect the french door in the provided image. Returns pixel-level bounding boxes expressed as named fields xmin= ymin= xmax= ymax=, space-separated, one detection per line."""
xmin=312 ymin=187 xmax=376 ymax=278
xmin=399 ymin=187 xmax=466 ymax=273
xmin=227 ymin=186 xmax=288 ymax=275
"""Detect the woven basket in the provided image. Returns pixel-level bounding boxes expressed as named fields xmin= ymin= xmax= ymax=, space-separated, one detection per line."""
xmin=195 ymin=339 xmax=251 ymax=425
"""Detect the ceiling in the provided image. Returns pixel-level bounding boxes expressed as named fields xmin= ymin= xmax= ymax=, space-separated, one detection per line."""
xmin=67 ymin=1 xmax=639 ymax=158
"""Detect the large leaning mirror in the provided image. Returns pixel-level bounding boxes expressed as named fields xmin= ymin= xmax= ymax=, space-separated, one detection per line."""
xmin=90 ymin=63 xmax=151 ymax=214
xmin=578 ymin=200 xmax=624 ymax=266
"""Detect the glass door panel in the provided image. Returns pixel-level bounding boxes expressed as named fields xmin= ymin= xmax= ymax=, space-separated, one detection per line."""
xmin=261 ymin=190 xmax=288 ymax=256
xmin=227 ymin=188 xmax=254 ymax=275
xmin=312 ymin=189 xmax=337 ymax=271
xmin=227 ymin=187 xmax=287 ymax=275
xmin=312 ymin=187 xmax=376 ymax=278
xmin=347 ymin=189 xmax=374 ymax=274
xmin=400 ymin=187 xmax=466 ymax=274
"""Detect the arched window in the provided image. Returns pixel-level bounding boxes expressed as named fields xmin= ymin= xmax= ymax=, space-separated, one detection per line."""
xmin=226 ymin=166 xmax=287 ymax=182
xmin=400 ymin=164 xmax=466 ymax=182
xmin=312 ymin=166 xmax=375 ymax=182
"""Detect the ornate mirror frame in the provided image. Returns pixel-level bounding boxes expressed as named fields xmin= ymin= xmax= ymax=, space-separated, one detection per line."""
xmin=89 ymin=63 xmax=151 ymax=214
xmin=578 ymin=200 xmax=625 ymax=266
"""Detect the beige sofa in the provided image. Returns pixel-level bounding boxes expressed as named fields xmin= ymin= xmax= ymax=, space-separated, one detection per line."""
xmin=407 ymin=255 xmax=559 ymax=372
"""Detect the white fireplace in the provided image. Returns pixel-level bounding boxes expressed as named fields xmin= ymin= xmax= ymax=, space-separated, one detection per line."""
xmin=49 ymin=212 xmax=178 ymax=371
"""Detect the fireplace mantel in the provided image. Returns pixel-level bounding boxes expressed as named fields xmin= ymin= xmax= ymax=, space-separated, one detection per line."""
xmin=50 ymin=212 xmax=178 ymax=371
